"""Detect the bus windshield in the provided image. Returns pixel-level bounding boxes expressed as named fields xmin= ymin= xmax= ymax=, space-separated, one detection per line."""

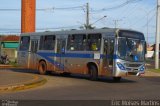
xmin=118 ymin=31 xmax=145 ymax=62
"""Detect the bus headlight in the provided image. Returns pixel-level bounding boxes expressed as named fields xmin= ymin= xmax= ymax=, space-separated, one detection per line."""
xmin=117 ymin=62 xmax=126 ymax=70
xmin=139 ymin=65 xmax=145 ymax=71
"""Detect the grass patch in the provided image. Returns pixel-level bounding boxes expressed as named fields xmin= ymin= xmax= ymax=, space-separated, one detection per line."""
xmin=148 ymin=69 xmax=160 ymax=73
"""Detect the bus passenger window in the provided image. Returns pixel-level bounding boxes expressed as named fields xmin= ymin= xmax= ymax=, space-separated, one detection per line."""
xmin=88 ymin=34 xmax=101 ymax=51
xmin=39 ymin=35 xmax=55 ymax=50
xmin=67 ymin=35 xmax=75 ymax=51
xmin=67 ymin=34 xmax=86 ymax=51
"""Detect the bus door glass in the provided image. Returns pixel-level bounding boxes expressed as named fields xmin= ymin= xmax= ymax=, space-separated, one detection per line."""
xmin=57 ymin=38 xmax=66 ymax=71
xmin=103 ymin=38 xmax=109 ymax=70
xmin=29 ymin=40 xmax=38 ymax=69
xmin=108 ymin=37 xmax=115 ymax=70
xmin=18 ymin=36 xmax=30 ymax=68
xmin=103 ymin=37 xmax=114 ymax=71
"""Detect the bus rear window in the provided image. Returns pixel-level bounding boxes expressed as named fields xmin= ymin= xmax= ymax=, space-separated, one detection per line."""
xmin=19 ymin=36 xmax=30 ymax=51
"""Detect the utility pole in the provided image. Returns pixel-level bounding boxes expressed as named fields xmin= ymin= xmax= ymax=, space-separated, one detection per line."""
xmin=146 ymin=14 xmax=149 ymax=46
xmin=155 ymin=0 xmax=160 ymax=69
xmin=86 ymin=3 xmax=89 ymax=29
xmin=21 ymin=0 xmax=36 ymax=33
xmin=113 ymin=20 xmax=122 ymax=28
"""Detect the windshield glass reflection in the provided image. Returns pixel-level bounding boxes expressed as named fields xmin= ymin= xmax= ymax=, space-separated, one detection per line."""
xmin=118 ymin=37 xmax=145 ymax=62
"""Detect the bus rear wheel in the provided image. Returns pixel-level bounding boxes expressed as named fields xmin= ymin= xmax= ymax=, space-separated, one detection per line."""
xmin=89 ymin=65 xmax=98 ymax=81
xmin=38 ymin=61 xmax=47 ymax=75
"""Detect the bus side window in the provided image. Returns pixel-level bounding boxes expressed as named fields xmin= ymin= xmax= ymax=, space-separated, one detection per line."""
xmin=88 ymin=34 xmax=101 ymax=51
xmin=75 ymin=34 xmax=86 ymax=51
xmin=31 ymin=40 xmax=38 ymax=53
xmin=39 ymin=36 xmax=44 ymax=50
xmin=39 ymin=35 xmax=55 ymax=50
xmin=67 ymin=35 xmax=75 ymax=51
xmin=67 ymin=34 xmax=86 ymax=51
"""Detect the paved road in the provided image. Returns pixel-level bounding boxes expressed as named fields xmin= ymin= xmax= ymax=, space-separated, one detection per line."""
xmin=0 ymin=69 xmax=160 ymax=100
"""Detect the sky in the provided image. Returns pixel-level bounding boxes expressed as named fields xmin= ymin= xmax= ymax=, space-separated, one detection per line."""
xmin=0 ymin=0 xmax=157 ymax=44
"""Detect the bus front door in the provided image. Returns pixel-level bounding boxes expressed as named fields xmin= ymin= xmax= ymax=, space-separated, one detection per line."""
xmin=56 ymin=39 xmax=66 ymax=71
xmin=103 ymin=38 xmax=114 ymax=73
xmin=29 ymin=40 xmax=38 ymax=70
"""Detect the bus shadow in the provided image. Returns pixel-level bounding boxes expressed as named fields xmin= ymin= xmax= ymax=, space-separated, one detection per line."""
xmin=97 ymin=77 xmax=136 ymax=83
xmin=9 ymin=68 xmax=137 ymax=84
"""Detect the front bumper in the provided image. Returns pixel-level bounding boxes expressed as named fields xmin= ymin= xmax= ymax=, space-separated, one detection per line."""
xmin=113 ymin=61 xmax=145 ymax=77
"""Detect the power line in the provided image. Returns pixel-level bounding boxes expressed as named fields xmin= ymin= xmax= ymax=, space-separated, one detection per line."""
xmin=0 ymin=5 xmax=85 ymax=12
xmin=0 ymin=1 xmax=142 ymax=12
xmin=129 ymin=7 xmax=156 ymax=28
xmin=0 ymin=9 xmax=20 ymax=11
xmin=123 ymin=1 xmax=143 ymax=19
xmin=141 ymin=13 xmax=156 ymax=28
xmin=0 ymin=28 xmax=20 ymax=30
xmin=91 ymin=0 xmax=143 ymax=12
xmin=0 ymin=25 xmax=81 ymax=31
xmin=113 ymin=1 xmax=134 ymax=18
xmin=53 ymin=6 xmax=84 ymax=10
xmin=113 ymin=19 xmax=123 ymax=28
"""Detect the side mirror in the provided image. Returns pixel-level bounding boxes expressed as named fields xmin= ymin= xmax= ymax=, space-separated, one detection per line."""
xmin=145 ymin=42 xmax=147 ymax=54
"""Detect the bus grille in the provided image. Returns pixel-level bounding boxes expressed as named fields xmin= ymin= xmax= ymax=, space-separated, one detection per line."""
xmin=125 ymin=63 xmax=142 ymax=67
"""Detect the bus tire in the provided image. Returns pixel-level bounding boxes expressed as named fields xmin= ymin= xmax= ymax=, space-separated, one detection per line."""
xmin=38 ymin=61 xmax=47 ymax=75
xmin=113 ymin=77 xmax=121 ymax=82
xmin=89 ymin=65 xmax=98 ymax=81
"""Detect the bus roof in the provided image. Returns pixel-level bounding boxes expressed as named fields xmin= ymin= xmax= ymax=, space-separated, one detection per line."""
xmin=20 ymin=28 xmax=143 ymax=37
